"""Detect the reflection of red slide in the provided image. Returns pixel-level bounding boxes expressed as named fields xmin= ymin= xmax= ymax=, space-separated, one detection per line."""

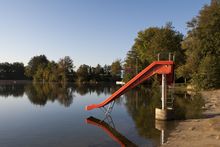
xmin=86 ymin=61 xmax=174 ymax=111
xmin=86 ymin=117 xmax=137 ymax=147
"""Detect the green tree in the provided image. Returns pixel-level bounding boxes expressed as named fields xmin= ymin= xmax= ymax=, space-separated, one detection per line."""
xmin=58 ymin=56 xmax=75 ymax=82
xmin=94 ymin=64 xmax=104 ymax=82
xmin=94 ymin=64 xmax=103 ymax=75
xmin=103 ymin=64 xmax=111 ymax=75
xmin=76 ymin=64 xmax=90 ymax=82
xmin=111 ymin=59 xmax=122 ymax=81
xmin=33 ymin=65 xmax=45 ymax=82
xmin=123 ymin=48 xmax=142 ymax=82
xmin=193 ymin=55 xmax=220 ymax=89
xmin=12 ymin=62 xmax=25 ymax=79
xmin=179 ymin=0 xmax=220 ymax=89
xmin=26 ymin=55 xmax=76 ymax=83
xmin=25 ymin=55 xmax=49 ymax=78
xmin=111 ymin=59 xmax=122 ymax=76
xmin=0 ymin=62 xmax=26 ymax=80
xmin=124 ymin=24 xmax=184 ymax=82
xmin=133 ymin=24 xmax=183 ymax=65
xmin=47 ymin=61 xmax=59 ymax=82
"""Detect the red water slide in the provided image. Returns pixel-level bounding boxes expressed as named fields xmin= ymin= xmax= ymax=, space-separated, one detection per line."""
xmin=85 ymin=61 xmax=174 ymax=111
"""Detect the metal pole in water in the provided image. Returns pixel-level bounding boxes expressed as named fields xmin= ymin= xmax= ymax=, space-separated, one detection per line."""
xmin=161 ymin=130 xmax=165 ymax=145
xmin=161 ymin=74 xmax=167 ymax=110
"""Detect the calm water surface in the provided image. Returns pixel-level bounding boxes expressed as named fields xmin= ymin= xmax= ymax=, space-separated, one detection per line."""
xmin=0 ymin=83 xmax=204 ymax=147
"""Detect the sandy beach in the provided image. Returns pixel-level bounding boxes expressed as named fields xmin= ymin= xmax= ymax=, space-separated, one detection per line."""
xmin=162 ymin=89 xmax=220 ymax=147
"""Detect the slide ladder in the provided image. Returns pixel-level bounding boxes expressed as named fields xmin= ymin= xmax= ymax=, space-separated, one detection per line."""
xmin=85 ymin=61 xmax=174 ymax=111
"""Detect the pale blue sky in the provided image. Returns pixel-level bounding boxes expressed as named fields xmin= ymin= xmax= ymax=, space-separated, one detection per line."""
xmin=0 ymin=0 xmax=210 ymax=68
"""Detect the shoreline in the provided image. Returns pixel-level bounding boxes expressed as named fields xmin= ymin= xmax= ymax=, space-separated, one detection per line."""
xmin=162 ymin=89 xmax=220 ymax=147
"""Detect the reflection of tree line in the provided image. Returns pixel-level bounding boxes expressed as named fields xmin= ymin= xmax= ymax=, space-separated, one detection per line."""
xmin=172 ymin=92 xmax=205 ymax=119
xmin=0 ymin=83 xmax=116 ymax=107
xmin=123 ymin=85 xmax=205 ymax=144
xmin=74 ymin=83 xmax=119 ymax=96
xmin=25 ymin=83 xmax=74 ymax=107
xmin=124 ymin=85 xmax=161 ymax=145
xmin=0 ymin=84 xmax=25 ymax=97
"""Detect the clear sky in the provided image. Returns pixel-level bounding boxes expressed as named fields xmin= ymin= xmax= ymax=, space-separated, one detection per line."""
xmin=0 ymin=0 xmax=210 ymax=68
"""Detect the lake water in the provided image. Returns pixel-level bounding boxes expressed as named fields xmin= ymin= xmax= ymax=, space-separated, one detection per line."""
xmin=0 ymin=83 xmax=204 ymax=147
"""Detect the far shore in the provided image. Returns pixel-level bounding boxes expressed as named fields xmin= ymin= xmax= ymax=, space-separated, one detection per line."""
xmin=163 ymin=89 xmax=220 ymax=147
xmin=0 ymin=80 xmax=116 ymax=85
xmin=0 ymin=80 xmax=31 ymax=84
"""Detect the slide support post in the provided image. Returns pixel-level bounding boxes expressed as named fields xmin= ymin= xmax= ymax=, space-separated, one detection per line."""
xmin=161 ymin=74 xmax=167 ymax=110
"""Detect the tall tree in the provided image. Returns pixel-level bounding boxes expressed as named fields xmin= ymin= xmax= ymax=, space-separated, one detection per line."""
xmin=133 ymin=23 xmax=184 ymax=65
xmin=179 ymin=0 xmax=220 ymax=89
xmin=94 ymin=64 xmax=103 ymax=75
xmin=76 ymin=64 xmax=90 ymax=82
xmin=103 ymin=64 xmax=111 ymax=75
xmin=111 ymin=59 xmax=122 ymax=81
xmin=58 ymin=56 xmax=75 ymax=82
xmin=123 ymin=48 xmax=142 ymax=82
xmin=124 ymin=24 xmax=184 ymax=81
xmin=111 ymin=59 xmax=122 ymax=76
xmin=25 ymin=55 xmax=49 ymax=78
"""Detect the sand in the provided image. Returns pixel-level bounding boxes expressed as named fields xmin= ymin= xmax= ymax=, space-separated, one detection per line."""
xmin=162 ymin=89 xmax=220 ymax=147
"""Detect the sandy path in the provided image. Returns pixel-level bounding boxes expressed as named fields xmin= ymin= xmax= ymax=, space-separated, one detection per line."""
xmin=162 ymin=90 xmax=220 ymax=147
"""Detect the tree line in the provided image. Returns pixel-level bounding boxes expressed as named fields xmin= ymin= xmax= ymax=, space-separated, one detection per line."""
xmin=0 ymin=62 xmax=25 ymax=80
xmin=0 ymin=55 xmax=122 ymax=83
